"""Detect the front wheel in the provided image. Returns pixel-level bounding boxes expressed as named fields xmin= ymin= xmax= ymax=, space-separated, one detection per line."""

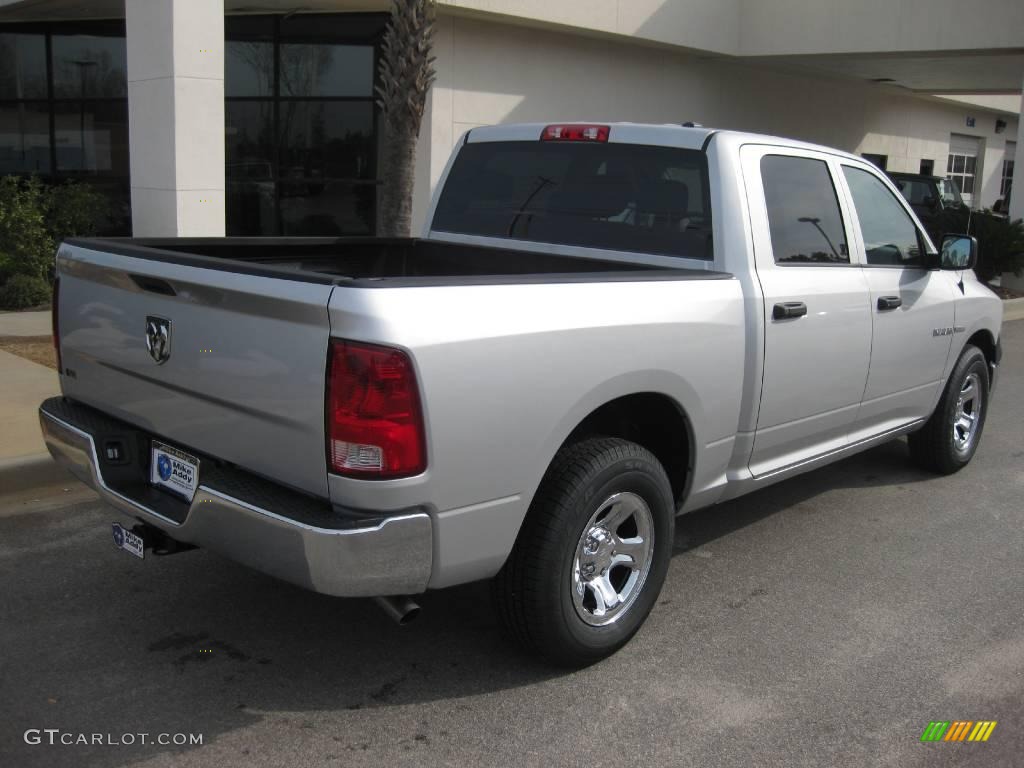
xmin=492 ymin=437 xmax=674 ymax=667
xmin=908 ymin=345 xmax=989 ymax=474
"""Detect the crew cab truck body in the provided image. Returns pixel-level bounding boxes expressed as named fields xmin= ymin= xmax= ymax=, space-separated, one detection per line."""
xmin=40 ymin=123 xmax=1002 ymax=665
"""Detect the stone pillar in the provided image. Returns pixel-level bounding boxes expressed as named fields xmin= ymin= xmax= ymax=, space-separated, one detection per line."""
xmin=126 ymin=0 xmax=224 ymax=236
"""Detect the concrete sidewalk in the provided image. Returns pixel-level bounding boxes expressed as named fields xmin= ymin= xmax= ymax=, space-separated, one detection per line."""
xmin=0 ymin=309 xmax=50 ymax=336
xmin=0 ymin=348 xmax=69 ymax=493
xmin=1005 ymin=297 xmax=1024 ymax=322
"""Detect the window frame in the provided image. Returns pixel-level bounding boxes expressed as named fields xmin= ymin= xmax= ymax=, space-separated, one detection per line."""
xmin=837 ymin=160 xmax=936 ymax=271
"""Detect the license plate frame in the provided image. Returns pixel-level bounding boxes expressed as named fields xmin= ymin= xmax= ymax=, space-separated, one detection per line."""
xmin=150 ymin=440 xmax=200 ymax=502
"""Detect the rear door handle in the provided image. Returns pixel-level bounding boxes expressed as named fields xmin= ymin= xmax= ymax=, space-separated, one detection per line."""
xmin=773 ymin=301 xmax=807 ymax=320
xmin=877 ymin=295 xmax=902 ymax=311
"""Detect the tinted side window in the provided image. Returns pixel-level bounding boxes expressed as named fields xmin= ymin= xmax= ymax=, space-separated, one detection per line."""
xmin=432 ymin=141 xmax=713 ymax=259
xmin=760 ymin=155 xmax=849 ymax=264
xmin=843 ymin=166 xmax=924 ymax=267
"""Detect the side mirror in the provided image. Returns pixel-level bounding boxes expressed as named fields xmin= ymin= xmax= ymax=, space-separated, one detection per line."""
xmin=939 ymin=233 xmax=978 ymax=271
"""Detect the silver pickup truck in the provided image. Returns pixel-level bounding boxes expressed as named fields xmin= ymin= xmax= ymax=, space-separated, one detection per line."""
xmin=40 ymin=123 xmax=1002 ymax=665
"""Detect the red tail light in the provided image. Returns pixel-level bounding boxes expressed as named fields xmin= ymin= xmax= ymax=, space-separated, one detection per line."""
xmin=52 ymin=277 xmax=61 ymax=374
xmin=541 ymin=124 xmax=609 ymax=142
xmin=326 ymin=339 xmax=426 ymax=479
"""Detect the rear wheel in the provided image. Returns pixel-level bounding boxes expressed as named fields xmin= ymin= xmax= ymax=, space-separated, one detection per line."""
xmin=493 ymin=437 xmax=674 ymax=666
xmin=908 ymin=345 xmax=989 ymax=474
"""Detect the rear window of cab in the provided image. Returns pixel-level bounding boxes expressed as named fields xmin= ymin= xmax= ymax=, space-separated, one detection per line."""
xmin=432 ymin=140 xmax=713 ymax=260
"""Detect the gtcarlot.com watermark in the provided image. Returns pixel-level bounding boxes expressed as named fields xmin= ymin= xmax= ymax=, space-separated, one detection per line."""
xmin=25 ymin=729 xmax=203 ymax=747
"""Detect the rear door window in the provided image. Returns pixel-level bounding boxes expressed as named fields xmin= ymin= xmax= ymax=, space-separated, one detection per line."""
xmin=760 ymin=155 xmax=849 ymax=264
xmin=432 ymin=140 xmax=713 ymax=259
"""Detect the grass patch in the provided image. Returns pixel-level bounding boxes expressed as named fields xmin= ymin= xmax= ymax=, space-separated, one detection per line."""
xmin=0 ymin=335 xmax=57 ymax=369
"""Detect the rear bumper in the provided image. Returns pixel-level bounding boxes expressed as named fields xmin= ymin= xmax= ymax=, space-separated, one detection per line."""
xmin=39 ymin=398 xmax=432 ymax=597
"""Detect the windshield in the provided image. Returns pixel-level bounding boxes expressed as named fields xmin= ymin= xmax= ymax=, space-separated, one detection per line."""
xmin=432 ymin=140 xmax=713 ymax=259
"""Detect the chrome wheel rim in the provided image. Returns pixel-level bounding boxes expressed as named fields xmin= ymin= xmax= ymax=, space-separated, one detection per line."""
xmin=952 ymin=372 xmax=982 ymax=454
xmin=571 ymin=491 xmax=654 ymax=627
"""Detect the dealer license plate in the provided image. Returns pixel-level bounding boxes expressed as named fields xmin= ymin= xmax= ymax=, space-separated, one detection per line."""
xmin=112 ymin=522 xmax=144 ymax=559
xmin=150 ymin=441 xmax=200 ymax=502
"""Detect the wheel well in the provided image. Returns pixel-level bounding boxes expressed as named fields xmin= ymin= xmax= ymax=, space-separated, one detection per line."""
xmin=566 ymin=393 xmax=691 ymax=506
xmin=966 ymin=330 xmax=996 ymax=372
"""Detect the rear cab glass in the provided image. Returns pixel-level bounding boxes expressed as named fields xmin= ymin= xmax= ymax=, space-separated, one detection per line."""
xmin=432 ymin=140 xmax=713 ymax=260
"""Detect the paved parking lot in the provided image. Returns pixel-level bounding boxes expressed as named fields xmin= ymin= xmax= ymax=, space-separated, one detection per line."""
xmin=2 ymin=321 xmax=1022 ymax=768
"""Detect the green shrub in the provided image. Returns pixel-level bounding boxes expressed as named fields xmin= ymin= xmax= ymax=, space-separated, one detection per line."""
xmin=932 ymin=206 xmax=1024 ymax=283
xmin=0 ymin=273 xmax=51 ymax=310
xmin=45 ymin=179 xmax=110 ymax=243
xmin=0 ymin=175 xmax=108 ymax=286
xmin=0 ymin=176 xmax=53 ymax=283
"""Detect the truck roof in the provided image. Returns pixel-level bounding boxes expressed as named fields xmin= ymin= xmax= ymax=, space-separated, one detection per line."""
xmin=466 ymin=122 xmax=866 ymax=164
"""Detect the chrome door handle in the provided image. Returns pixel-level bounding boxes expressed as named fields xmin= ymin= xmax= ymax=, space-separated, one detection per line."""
xmin=877 ymin=295 xmax=902 ymax=311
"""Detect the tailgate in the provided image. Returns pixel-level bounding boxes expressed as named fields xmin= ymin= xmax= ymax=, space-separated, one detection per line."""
xmin=56 ymin=241 xmax=335 ymax=498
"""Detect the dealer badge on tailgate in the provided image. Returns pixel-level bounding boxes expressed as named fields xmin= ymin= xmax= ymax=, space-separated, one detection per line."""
xmin=150 ymin=441 xmax=200 ymax=502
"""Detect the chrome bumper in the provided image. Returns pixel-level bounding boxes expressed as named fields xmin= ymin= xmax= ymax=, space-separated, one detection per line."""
xmin=39 ymin=406 xmax=433 ymax=597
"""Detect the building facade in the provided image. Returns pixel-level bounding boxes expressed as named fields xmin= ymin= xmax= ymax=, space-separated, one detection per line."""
xmin=0 ymin=0 xmax=1022 ymax=239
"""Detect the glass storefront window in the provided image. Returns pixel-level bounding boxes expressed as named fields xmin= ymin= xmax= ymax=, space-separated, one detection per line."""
xmin=279 ymin=44 xmax=373 ymax=97
xmin=225 ymin=14 xmax=385 ymax=236
xmin=53 ymin=100 xmax=129 ymax=175
xmin=226 ymin=100 xmax=276 ymax=176
xmin=227 ymin=179 xmax=278 ymax=235
xmin=1 ymin=16 xmax=383 ymax=238
xmin=280 ymin=181 xmax=374 ymax=235
xmin=226 ymin=41 xmax=274 ymax=97
xmin=0 ymin=23 xmax=130 ymax=233
xmin=51 ymin=34 xmax=127 ymax=98
xmin=278 ymin=101 xmax=374 ymax=180
xmin=0 ymin=102 xmax=51 ymax=173
xmin=0 ymin=33 xmax=48 ymax=99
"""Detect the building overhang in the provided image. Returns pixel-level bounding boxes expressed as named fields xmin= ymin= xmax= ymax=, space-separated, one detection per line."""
xmin=2 ymin=0 xmax=1021 ymax=97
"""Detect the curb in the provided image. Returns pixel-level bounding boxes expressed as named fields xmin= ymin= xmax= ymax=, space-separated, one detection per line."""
xmin=0 ymin=452 xmax=75 ymax=495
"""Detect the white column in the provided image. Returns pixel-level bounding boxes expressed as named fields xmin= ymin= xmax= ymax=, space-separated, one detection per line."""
xmin=1010 ymin=78 xmax=1024 ymax=223
xmin=126 ymin=0 xmax=224 ymax=236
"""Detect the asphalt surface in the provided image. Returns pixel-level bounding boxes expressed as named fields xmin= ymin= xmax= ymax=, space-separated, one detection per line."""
xmin=2 ymin=321 xmax=1023 ymax=768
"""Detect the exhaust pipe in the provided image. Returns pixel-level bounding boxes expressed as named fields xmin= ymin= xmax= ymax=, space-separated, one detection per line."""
xmin=373 ymin=595 xmax=421 ymax=625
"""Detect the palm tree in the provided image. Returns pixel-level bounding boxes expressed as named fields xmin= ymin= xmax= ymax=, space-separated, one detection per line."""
xmin=376 ymin=0 xmax=437 ymax=237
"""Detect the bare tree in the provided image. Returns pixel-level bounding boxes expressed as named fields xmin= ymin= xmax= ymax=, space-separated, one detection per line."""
xmin=375 ymin=0 xmax=436 ymax=237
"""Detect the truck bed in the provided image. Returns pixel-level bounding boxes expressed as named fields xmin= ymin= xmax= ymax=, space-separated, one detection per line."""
xmin=53 ymin=234 xmax=737 ymax=505
xmin=65 ymin=236 xmax=728 ymax=286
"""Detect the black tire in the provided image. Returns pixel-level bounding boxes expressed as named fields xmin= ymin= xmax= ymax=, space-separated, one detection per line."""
xmin=908 ymin=345 xmax=989 ymax=474
xmin=492 ymin=437 xmax=675 ymax=667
